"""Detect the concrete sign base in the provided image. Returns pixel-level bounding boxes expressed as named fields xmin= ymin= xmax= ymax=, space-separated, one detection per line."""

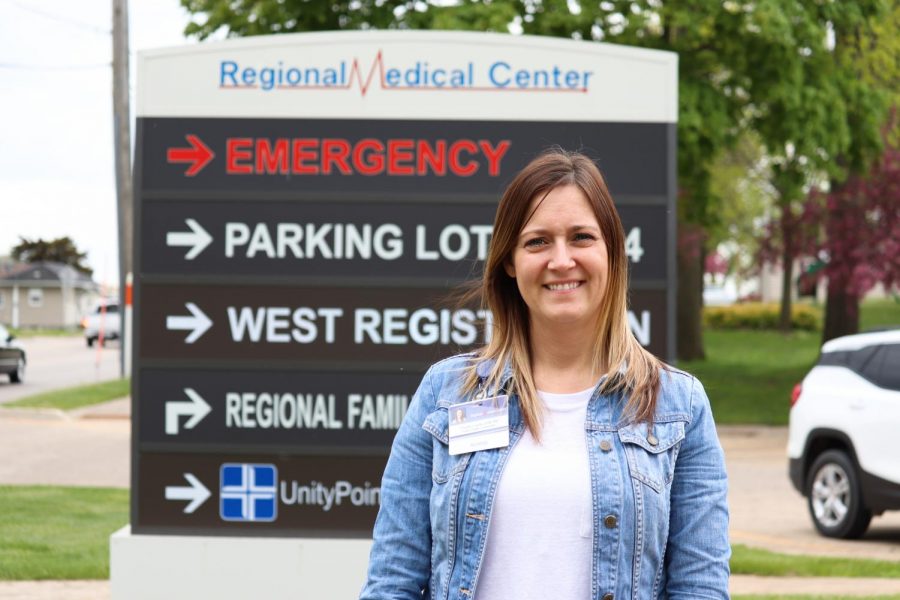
xmin=110 ymin=526 xmax=372 ymax=599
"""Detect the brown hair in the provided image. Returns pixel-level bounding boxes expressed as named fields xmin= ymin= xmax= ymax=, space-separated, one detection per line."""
xmin=463 ymin=149 xmax=663 ymax=438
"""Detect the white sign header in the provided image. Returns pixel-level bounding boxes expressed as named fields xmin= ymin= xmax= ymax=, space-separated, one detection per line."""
xmin=138 ymin=31 xmax=677 ymax=122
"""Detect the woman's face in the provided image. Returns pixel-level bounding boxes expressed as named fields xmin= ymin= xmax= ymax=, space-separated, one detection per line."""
xmin=505 ymin=184 xmax=609 ymax=333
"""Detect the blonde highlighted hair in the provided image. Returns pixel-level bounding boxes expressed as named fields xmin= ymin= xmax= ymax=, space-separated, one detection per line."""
xmin=463 ymin=149 xmax=664 ymax=438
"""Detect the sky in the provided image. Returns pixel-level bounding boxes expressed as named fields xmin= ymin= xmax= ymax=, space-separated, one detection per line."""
xmin=0 ymin=0 xmax=200 ymax=287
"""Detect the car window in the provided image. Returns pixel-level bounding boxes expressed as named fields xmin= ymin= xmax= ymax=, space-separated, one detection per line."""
xmin=818 ymin=345 xmax=878 ymax=371
xmin=874 ymin=344 xmax=900 ymax=392
xmin=0 ymin=324 xmax=7 ymax=340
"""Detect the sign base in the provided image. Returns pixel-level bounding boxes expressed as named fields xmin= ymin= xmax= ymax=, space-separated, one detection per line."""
xmin=110 ymin=525 xmax=372 ymax=599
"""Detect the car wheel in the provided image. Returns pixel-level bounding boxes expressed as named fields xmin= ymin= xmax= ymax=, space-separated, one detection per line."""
xmin=87 ymin=337 xmax=95 ymax=347
xmin=9 ymin=357 xmax=24 ymax=384
xmin=806 ymin=449 xmax=871 ymax=539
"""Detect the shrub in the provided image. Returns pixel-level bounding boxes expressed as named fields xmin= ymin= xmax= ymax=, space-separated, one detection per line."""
xmin=703 ymin=302 xmax=821 ymax=331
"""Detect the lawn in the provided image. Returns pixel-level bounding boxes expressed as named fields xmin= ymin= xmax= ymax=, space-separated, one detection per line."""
xmin=5 ymin=379 xmax=130 ymax=411
xmin=0 ymin=486 xmax=128 ymax=580
xmin=732 ymin=544 xmax=900 ymax=577
xmin=682 ymin=299 xmax=900 ymax=425
xmin=735 ymin=597 xmax=900 ymax=600
xmin=8 ymin=328 xmax=81 ymax=338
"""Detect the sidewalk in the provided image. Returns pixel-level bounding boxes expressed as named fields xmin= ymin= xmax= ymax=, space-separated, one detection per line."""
xmin=1 ymin=575 xmax=900 ymax=600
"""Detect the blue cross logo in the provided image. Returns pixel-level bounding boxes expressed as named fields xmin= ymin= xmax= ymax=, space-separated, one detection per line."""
xmin=219 ymin=463 xmax=278 ymax=522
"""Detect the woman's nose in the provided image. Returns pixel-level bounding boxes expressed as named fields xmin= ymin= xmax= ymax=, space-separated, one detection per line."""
xmin=547 ymin=241 xmax=575 ymax=270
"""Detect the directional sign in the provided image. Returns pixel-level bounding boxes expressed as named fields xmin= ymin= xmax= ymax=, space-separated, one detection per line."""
xmin=140 ymin=118 xmax=672 ymax=198
xmin=140 ymin=369 xmax=423 ymax=449
xmin=141 ymin=201 xmax=668 ymax=282
xmin=140 ymin=284 xmax=667 ymax=361
xmin=137 ymin=452 xmax=387 ymax=536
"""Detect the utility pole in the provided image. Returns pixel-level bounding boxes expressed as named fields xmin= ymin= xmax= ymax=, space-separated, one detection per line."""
xmin=112 ymin=0 xmax=132 ymax=378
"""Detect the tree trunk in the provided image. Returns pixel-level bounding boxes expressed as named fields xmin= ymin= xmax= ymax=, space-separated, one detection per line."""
xmin=779 ymin=201 xmax=794 ymax=333
xmin=823 ymin=288 xmax=860 ymax=343
xmin=677 ymin=223 xmax=705 ymax=361
xmin=779 ymin=241 xmax=793 ymax=333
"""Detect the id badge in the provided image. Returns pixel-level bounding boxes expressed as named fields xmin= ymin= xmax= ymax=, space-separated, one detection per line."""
xmin=448 ymin=395 xmax=510 ymax=456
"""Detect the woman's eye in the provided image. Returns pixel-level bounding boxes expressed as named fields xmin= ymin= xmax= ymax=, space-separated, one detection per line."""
xmin=524 ymin=237 xmax=547 ymax=248
xmin=573 ymin=232 xmax=596 ymax=242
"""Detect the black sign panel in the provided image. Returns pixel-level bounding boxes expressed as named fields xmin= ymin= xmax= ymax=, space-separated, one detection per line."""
xmin=136 ymin=452 xmax=385 ymax=537
xmin=133 ymin=114 xmax=675 ymax=537
xmin=138 ymin=368 xmax=423 ymax=450
xmin=139 ymin=284 xmax=666 ymax=361
xmin=141 ymin=118 xmax=671 ymax=197
xmin=141 ymin=200 xmax=668 ymax=282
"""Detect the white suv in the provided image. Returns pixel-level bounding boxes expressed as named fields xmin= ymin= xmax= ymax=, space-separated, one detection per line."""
xmin=788 ymin=328 xmax=900 ymax=538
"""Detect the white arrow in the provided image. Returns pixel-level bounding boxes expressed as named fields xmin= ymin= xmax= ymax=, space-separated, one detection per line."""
xmin=166 ymin=218 xmax=213 ymax=260
xmin=165 ymin=388 xmax=212 ymax=435
xmin=165 ymin=473 xmax=211 ymax=514
xmin=166 ymin=302 xmax=212 ymax=344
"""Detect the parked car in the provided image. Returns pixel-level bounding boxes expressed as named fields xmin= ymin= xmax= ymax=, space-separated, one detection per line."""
xmin=0 ymin=323 xmax=26 ymax=384
xmin=788 ymin=328 xmax=900 ymax=538
xmin=81 ymin=301 xmax=121 ymax=347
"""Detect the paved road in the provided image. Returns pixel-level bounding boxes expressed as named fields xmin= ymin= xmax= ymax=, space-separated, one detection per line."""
xmin=0 ymin=336 xmax=121 ymax=404
xmin=722 ymin=425 xmax=900 ymax=561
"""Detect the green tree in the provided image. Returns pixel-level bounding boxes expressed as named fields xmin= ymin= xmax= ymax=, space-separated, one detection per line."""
xmin=747 ymin=0 xmax=887 ymax=332
xmin=11 ymin=236 xmax=94 ymax=276
xmin=820 ymin=1 xmax=898 ymax=341
xmin=707 ymin=133 xmax=775 ymax=289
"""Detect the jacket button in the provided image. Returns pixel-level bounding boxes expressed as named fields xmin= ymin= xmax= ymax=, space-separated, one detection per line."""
xmin=604 ymin=515 xmax=618 ymax=528
xmin=599 ymin=440 xmax=612 ymax=452
xmin=647 ymin=433 xmax=658 ymax=446
xmin=602 ymin=594 xmax=614 ymax=600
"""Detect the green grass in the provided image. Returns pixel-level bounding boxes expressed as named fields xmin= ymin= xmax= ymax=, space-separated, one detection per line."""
xmin=735 ymin=597 xmax=900 ymax=600
xmin=0 ymin=485 xmax=128 ymax=580
xmin=6 ymin=378 xmax=130 ymax=411
xmin=860 ymin=297 xmax=900 ymax=331
xmin=731 ymin=544 xmax=900 ymax=578
xmin=8 ymin=327 xmax=80 ymax=338
xmin=681 ymin=329 xmax=819 ymax=425
xmin=683 ymin=299 xmax=900 ymax=425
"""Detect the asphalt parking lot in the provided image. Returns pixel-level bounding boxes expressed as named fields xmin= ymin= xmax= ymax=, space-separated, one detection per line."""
xmin=0 ymin=336 xmax=121 ymax=405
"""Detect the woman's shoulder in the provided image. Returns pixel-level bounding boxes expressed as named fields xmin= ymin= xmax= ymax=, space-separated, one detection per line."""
xmin=654 ymin=365 xmax=710 ymax=424
xmin=419 ymin=351 xmax=480 ymax=405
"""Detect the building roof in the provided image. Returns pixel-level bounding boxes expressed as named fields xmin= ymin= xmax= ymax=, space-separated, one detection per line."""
xmin=0 ymin=261 xmax=98 ymax=290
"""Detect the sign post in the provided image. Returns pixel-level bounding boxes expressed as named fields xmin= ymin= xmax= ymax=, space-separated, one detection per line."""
xmin=111 ymin=31 xmax=677 ymax=599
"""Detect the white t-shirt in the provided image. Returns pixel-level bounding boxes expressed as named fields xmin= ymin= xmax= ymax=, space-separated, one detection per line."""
xmin=474 ymin=386 xmax=594 ymax=600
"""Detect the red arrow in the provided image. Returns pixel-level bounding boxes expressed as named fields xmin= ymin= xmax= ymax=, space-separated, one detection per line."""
xmin=167 ymin=134 xmax=215 ymax=176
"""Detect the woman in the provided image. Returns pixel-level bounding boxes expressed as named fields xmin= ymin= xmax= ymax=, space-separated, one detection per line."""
xmin=361 ymin=150 xmax=730 ymax=599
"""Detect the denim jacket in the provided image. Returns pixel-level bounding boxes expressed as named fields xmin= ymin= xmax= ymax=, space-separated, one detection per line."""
xmin=361 ymin=353 xmax=730 ymax=600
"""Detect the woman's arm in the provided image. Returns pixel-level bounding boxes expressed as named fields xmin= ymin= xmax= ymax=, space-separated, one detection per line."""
xmin=664 ymin=377 xmax=731 ymax=599
xmin=359 ymin=367 xmax=438 ymax=599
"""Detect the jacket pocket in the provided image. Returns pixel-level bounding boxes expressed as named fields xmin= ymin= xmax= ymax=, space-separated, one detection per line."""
xmin=422 ymin=405 xmax=471 ymax=484
xmin=617 ymin=419 xmax=685 ymax=493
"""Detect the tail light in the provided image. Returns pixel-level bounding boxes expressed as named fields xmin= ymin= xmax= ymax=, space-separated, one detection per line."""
xmin=79 ymin=317 xmax=88 ymax=329
xmin=791 ymin=382 xmax=803 ymax=407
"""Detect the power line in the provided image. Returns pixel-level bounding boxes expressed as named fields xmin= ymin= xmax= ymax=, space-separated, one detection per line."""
xmin=1 ymin=0 xmax=111 ymax=35
xmin=0 ymin=61 xmax=110 ymax=71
